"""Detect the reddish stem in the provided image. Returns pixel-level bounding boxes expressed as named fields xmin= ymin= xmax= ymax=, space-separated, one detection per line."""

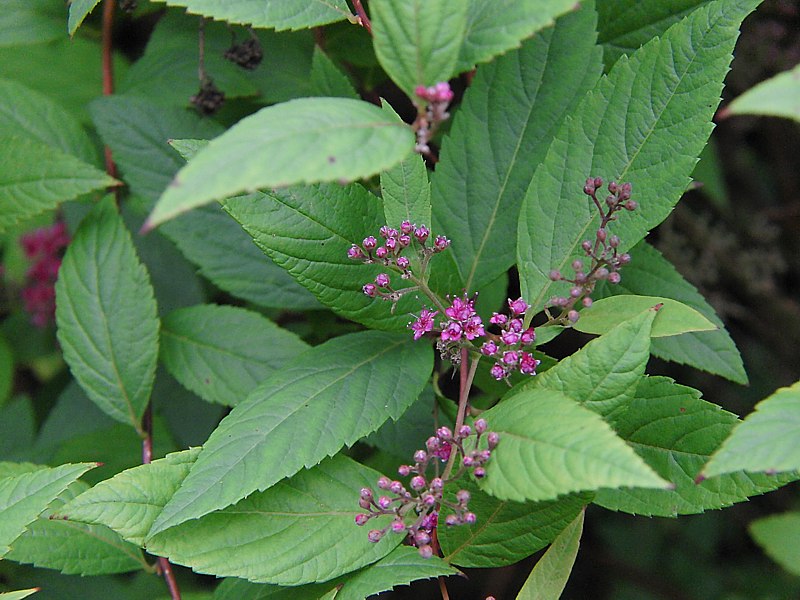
xmin=351 ymin=0 xmax=372 ymax=34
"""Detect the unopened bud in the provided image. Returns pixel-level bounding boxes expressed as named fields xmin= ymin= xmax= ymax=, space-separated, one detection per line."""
xmin=609 ymin=235 xmax=620 ymax=248
xmin=368 ymin=529 xmax=383 ymax=543
xmin=568 ymin=310 xmax=580 ymax=323
xmin=418 ymin=544 xmax=433 ymax=559
xmin=474 ymin=418 xmax=487 ymax=433
xmin=608 ymin=272 xmax=621 ymax=284
xmin=549 ymin=270 xmax=562 ymax=281
xmin=355 ymin=513 xmax=369 ymax=526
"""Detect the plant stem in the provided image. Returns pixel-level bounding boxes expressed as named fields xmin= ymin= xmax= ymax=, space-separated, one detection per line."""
xmin=351 ymin=0 xmax=372 ymax=34
xmin=101 ymin=0 xmax=118 ymax=183
xmin=437 ymin=575 xmax=451 ymax=600
xmin=442 ymin=348 xmax=480 ymax=481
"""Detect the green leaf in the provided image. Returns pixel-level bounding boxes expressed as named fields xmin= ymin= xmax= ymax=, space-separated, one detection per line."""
xmin=0 ymin=333 xmax=12 ymax=408
xmin=366 ymin=386 xmax=435 ymax=459
xmin=310 ymin=47 xmax=358 ymax=99
xmin=439 ymin=480 xmax=590 ymax=567
xmin=145 ymin=98 xmax=414 ymax=228
xmin=455 ymin=0 xmax=578 ymax=72
xmin=89 ymin=95 xmax=224 ymax=201
xmin=0 ymin=78 xmax=96 ymax=163
xmin=0 ymin=590 xmax=39 ymax=600
xmin=595 ymin=377 xmax=797 ymax=517
xmin=518 ymin=0 xmax=760 ymax=312
xmin=225 ymin=184 xmax=416 ymax=330
xmin=515 ymin=511 xmax=584 ymax=600
xmin=148 ymin=0 xmax=353 ymax=31
xmin=532 ymin=309 xmax=656 ymax=417
xmin=597 ymin=1 xmax=712 ymax=69
xmin=0 ymin=0 xmax=64 ymax=47
xmin=161 ymin=204 xmax=319 ymax=310
xmin=594 ymin=241 xmax=747 ymax=384
xmin=160 ymin=304 xmax=309 ymax=406
xmin=574 ymin=296 xmax=716 ymax=337
xmin=214 ymin=578 xmax=334 ymax=600
xmin=725 ymin=63 xmax=800 ymax=122
xmin=703 ymin=380 xmax=800 ymax=478
xmin=55 ymin=197 xmax=160 ymax=431
xmin=0 ymin=136 xmax=115 ymax=233
xmin=150 ymin=331 xmax=433 ymax=535
xmin=335 ymin=546 xmax=458 ymax=600
xmin=68 ymin=0 xmax=102 ymax=35
xmin=371 ymin=0 xmax=468 ymax=97
xmin=431 ymin=5 xmax=603 ymax=292
xmin=57 ymin=449 xmax=200 ymax=547
xmin=0 ymin=463 xmax=95 ymax=556
xmin=479 ymin=388 xmax=668 ymax=503
xmin=381 ymin=153 xmax=431 ymax=229
xmin=6 ymin=481 xmax=146 ymax=575
xmin=750 ymin=512 xmax=800 ymax=577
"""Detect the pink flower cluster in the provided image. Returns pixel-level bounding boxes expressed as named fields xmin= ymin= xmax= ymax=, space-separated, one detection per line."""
xmin=356 ymin=419 xmax=499 ymax=558
xmin=413 ymin=81 xmax=454 ymax=155
xmin=20 ymin=222 xmax=69 ymax=327
xmin=414 ymin=82 xmax=454 ymax=104
xmin=480 ymin=298 xmax=541 ymax=380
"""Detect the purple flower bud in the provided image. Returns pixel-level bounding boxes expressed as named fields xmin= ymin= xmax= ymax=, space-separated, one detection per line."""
xmin=487 ymin=432 xmax=500 ymax=449
xmin=463 ymin=456 xmax=474 ymax=467
xmin=519 ymin=352 xmax=538 ymax=375
xmin=422 ymin=511 xmax=438 ymax=530
xmin=594 ymin=177 xmax=604 ymax=189
xmin=422 ymin=493 xmax=436 ymax=506
xmin=385 ymin=237 xmax=398 ymax=251
xmin=445 ymin=513 xmax=459 ymax=526
xmin=582 ymin=297 xmax=593 ymax=308
xmin=363 ymin=236 xmax=377 ymax=250
xmin=378 ymin=496 xmax=392 ymax=510
xmin=400 ymin=220 xmax=414 ymax=234
xmin=379 ymin=225 xmax=391 ymax=238
xmin=520 ymin=328 xmax=535 ymax=344
xmin=568 ymin=310 xmax=580 ymax=323
xmin=389 ymin=480 xmax=405 ymax=494
xmin=430 ymin=477 xmax=444 ymax=492
xmin=355 ymin=513 xmax=369 ymax=526
xmin=490 ymin=363 xmax=506 ymax=380
xmin=474 ymin=418 xmax=487 ymax=434
xmin=398 ymin=234 xmax=411 ymax=247
xmin=581 ymin=240 xmax=592 ymax=253
xmin=595 ymin=267 xmax=609 ymax=279
xmin=508 ymin=318 xmax=523 ymax=333
xmin=620 ymin=182 xmax=632 ymax=198
xmin=426 ymin=436 xmax=441 ymax=451
xmin=375 ymin=246 xmax=389 ymax=259
xmin=359 ymin=498 xmax=372 ymax=509
xmin=583 ymin=183 xmax=595 ymax=195
xmin=415 ymin=85 xmax=428 ymax=98
xmin=375 ymin=273 xmax=390 ymax=287
xmin=396 ymin=256 xmax=410 ymax=269
xmin=608 ymin=272 xmax=621 ymax=284
xmin=368 ymin=529 xmax=383 ymax=543
xmin=502 ymin=351 xmax=519 ymax=365
xmin=464 ymin=512 xmax=477 ymax=524
xmin=398 ymin=464 xmax=411 ymax=476
xmin=501 ymin=330 xmax=520 ymax=345
xmin=458 ymin=425 xmax=471 ymax=438
xmin=597 ymin=228 xmax=607 ymax=242
xmin=570 ymin=286 xmax=582 ymax=298
xmin=434 ymin=81 xmax=454 ymax=102
xmin=572 ymin=259 xmax=584 ymax=272
xmin=434 ymin=441 xmax=452 ymax=462
xmin=549 ymin=270 xmax=562 ymax=281
xmin=508 ymin=297 xmax=529 ymax=315
xmin=489 ymin=312 xmax=507 ymax=325
xmin=360 ymin=487 xmax=373 ymax=500
xmin=619 ymin=253 xmax=631 ymax=265
xmin=414 ymin=450 xmax=427 ymax=463
xmin=609 ymin=235 xmax=620 ymax=248
xmin=377 ymin=476 xmax=391 ymax=489
xmin=415 ymin=531 xmax=431 ymax=545
xmin=437 ymin=427 xmax=452 ymax=440
xmin=554 ymin=296 xmax=569 ymax=307
xmin=479 ymin=450 xmax=491 ymax=462
xmin=411 ymin=476 xmax=426 ymax=491
xmin=481 ymin=340 xmax=498 ymax=356
xmin=456 ymin=489 xmax=471 ymax=504
xmin=418 ymin=544 xmax=433 ymax=559
xmin=608 ymin=181 xmax=618 ymax=194
xmin=348 ymin=245 xmax=364 ymax=259
xmin=363 ymin=283 xmax=377 ymax=297
xmin=414 ymin=225 xmax=430 ymax=243
xmin=433 ymin=235 xmax=450 ymax=252
xmin=391 ymin=519 xmax=406 ymax=533
xmin=625 ymin=199 xmax=638 ymax=211
xmin=575 ymin=272 xmax=587 ymax=284
xmin=473 ymin=467 xmax=486 ymax=478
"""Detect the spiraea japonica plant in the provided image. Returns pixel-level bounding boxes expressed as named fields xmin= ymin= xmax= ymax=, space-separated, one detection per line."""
xmin=1 ymin=0 xmax=799 ymax=599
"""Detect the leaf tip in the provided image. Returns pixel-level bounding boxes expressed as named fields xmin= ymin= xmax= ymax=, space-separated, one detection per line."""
xmin=652 ymin=303 xmax=664 ymax=312
xmin=139 ymin=218 xmax=155 ymax=235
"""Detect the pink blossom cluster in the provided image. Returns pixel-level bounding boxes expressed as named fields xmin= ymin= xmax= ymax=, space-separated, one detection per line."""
xmin=356 ymin=419 xmax=499 ymax=558
xmin=480 ymin=298 xmax=541 ymax=380
xmin=414 ymin=82 xmax=454 ymax=104
xmin=19 ymin=222 xmax=69 ymax=327
xmin=413 ymin=81 xmax=454 ymax=154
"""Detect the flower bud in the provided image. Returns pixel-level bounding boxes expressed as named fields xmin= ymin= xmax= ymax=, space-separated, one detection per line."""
xmin=609 ymin=235 xmax=620 ymax=248
xmin=363 ymin=236 xmax=377 ymax=250
xmin=396 ymin=256 xmax=410 ymax=269
xmin=426 ymin=436 xmax=441 ymax=451
xmin=360 ymin=487 xmax=373 ymax=500
xmin=359 ymin=498 xmax=371 ymax=509
xmin=608 ymin=181 xmax=618 ymax=194
xmin=398 ymin=234 xmax=411 ymax=247
xmin=549 ymin=270 xmax=562 ymax=281
xmin=463 ymin=456 xmax=474 ymax=467
xmin=391 ymin=519 xmax=406 ymax=533
xmin=363 ymin=283 xmax=377 ymax=297
xmin=582 ymin=297 xmax=593 ymax=308
xmin=570 ymin=286 xmax=582 ymax=298
xmin=437 ymin=427 xmax=452 ymax=440
xmin=456 ymin=489 xmax=471 ymax=504
xmin=415 ymin=531 xmax=431 ymax=545
xmin=368 ymin=529 xmax=383 ymax=543
xmin=418 ymin=545 xmax=433 ymax=559
xmin=411 ymin=476 xmax=426 ymax=491
xmin=487 ymin=432 xmax=500 ymax=449
xmin=481 ymin=340 xmax=498 ymax=356
xmin=348 ymin=245 xmax=364 ymax=259
xmin=385 ymin=237 xmax=397 ymax=251
xmin=413 ymin=450 xmax=427 ymax=463
xmin=414 ymin=225 xmax=430 ymax=243
xmin=581 ymin=240 xmax=592 ymax=253
xmin=594 ymin=177 xmax=603 ymax=189
xmin=608 ymin=272 xmax=621 ymax=284
xmin=378 ymin=496 xmax=392 ymax=509
xmin=568 ymin=310 xmax=580 ymax=323
xmin=398 ymin=464 xmax=411 ymax=476
xmin=572 ymin=259 xmax=584 ymax=272
xmin=619 ymin=253 xmax=631 ymax=265
xmin=624 ymin=199 xmax=638 ymax=211
xmin=377 ymin=476 xmax=391 ymax=489
xmin=400 ymin=220 xmax=414 ymax=234
xmin=430 ymin=477 xmax=443 ymax=492
xmin=445 ymin=513 xmax=459 ymax=526
xmin=458 ymin=425 xmax=471 ymax=438
xmin=389 ymin=480 xmax=404 ymax=494
xmin=473 ymin=467 xmax=486 ymax=478
xmin=595 ymin=267 xmax=609 ymax=279
xmin=474 ymin=418 xmax=488 ymax=433
xmin=375 ymin=273 xmax=390 ymax=287
xmin=355 ymin=513 xmax=369 ymax=526
xmin=596 ymin=228 xmax=607 ymax=242
xmin=433 ymin=235 xmax=450 ymax=252
xmin=375 ymin=246 xmax=388 ymax=259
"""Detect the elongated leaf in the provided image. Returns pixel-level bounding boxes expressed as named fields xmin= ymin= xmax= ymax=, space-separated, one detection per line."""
xmin=214 ymin=578 xmax=334 ymax=600
xmin=55 ymin=197 xmax=160 ymax=431
xmin=574 ymin=296 xmax=716 ymax=337
xmin=0 ymin=136 xmax=115 ymax=233
xmin=335 ymin=546 xmax=458 ymax=600
xmin=161 ymin=204 xmax=319 ymax=310
xmin=455 ymin=0 xmax=578 ymax=72
xmin=0 ymin=463 xmax=95 ymax=556
xmin=89 ymin=95 xmax=224 ymax=202
xmin=145 ymin=98 xmax=414 ymax=228
xmin=310 ymin=47 xmax=358 ymax=99
xmin=439 ymin=480 xmax=590 ymax=567
xmin=6 ymin=481 xmax=145 ymax=575
xmin=479 ymin=388 xmax=667 ymax=503
xmin=381 ymin=153 xmax=431 ymax=229
xmin=0 ymin=0 xmax=63 ymax=47
xmin=0 ymin=590 xmax=39 ymax=600
xmin=431 ymin=5 xmax=603 ymax=292
xmin=68 ymin=0 xmax=101 ymax=35
xmin=595 ymin=377 xmax=797 ymax=517
xmin=750 ymin=512 xmax=800 ymax=577
xmin=594 ymin=241 xmax=746 ymax=384
xmin=725 ymin=64 xmax=800 ymax=122
xmin=531 ymin=309 xmax=656 ymax=417
xmin=225 ymin=184 xmax=417 ymax=331
xmin=161 ymin=304 xmax=309 ymax=406
xmin=371 ymin=0 xmax=468 ymax=97
xmin=149 ymin=0 xmax=353 ymax=30
xmin=150 ymin=331 xmax=432 ymax=535
xmin=597 ymin=0 xmax=712 ymax=69
xmin=0 ymin=78 xmax=96 ymax=163
xmin=703 ymin=380 xmax=800 ymax=478
xmin=57 ymin=449 xmax=200 ymax=547
xmin=516 ymin=511 xmax=584 ymax=600
xmin=518 ymin=0 xmax=760 ymax=312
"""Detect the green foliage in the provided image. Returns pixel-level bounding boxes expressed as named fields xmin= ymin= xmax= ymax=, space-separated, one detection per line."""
xmin=725 ymin=63 xmax=800 ymax=122
xmin=67 ymin=0 xmax=102 ymax=35
xmin=750 ymin=512 xmax=800 ymax=577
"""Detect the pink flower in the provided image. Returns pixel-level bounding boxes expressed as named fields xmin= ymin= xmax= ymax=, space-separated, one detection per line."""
xmin=508 ymin=297 xmax=529 ymax=315
xmin=481 ymin=340 xmax=498 ymax=356
xmin=520 ymin=328 xmax=536 ymax=345
xmin=441 ymin=321 xmax=462 ymax=342
xmin=375 ymin=273 xmax=390 ymax=287
xmin=520 ymin=352 xmax=540 ymax=375
xmin=489 ymin=312 xmax=507 ymax=325
xmin=410 ymin=309 xmax=438 ymax=340
xmin=490 ymin=364 xmax=506 ymax=380
xmin=502 ymin=351 xmax=519 ymax=365
xmin=348 ymin=245 xmax=364 ymax=259
xmin=501 ymin=330 xmax=520 ymax=345
xmin=463 ymin=315 xmax=485 ymax=340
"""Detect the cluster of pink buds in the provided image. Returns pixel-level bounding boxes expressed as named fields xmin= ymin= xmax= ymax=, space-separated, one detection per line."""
xmin=19 ymin=221 xmax=70 ymax=327
xmin=413 ymin=81 xmax=454 ymax=155
xmin=349 ymin=221 xmax=450 ymax=302
xmin=356 ymin=419 xmax=499 ymax=558
xmin=481 ymin=298 xmax=541 ymax=380
xmin=547 ymin=178 xmax=636 ymax=324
